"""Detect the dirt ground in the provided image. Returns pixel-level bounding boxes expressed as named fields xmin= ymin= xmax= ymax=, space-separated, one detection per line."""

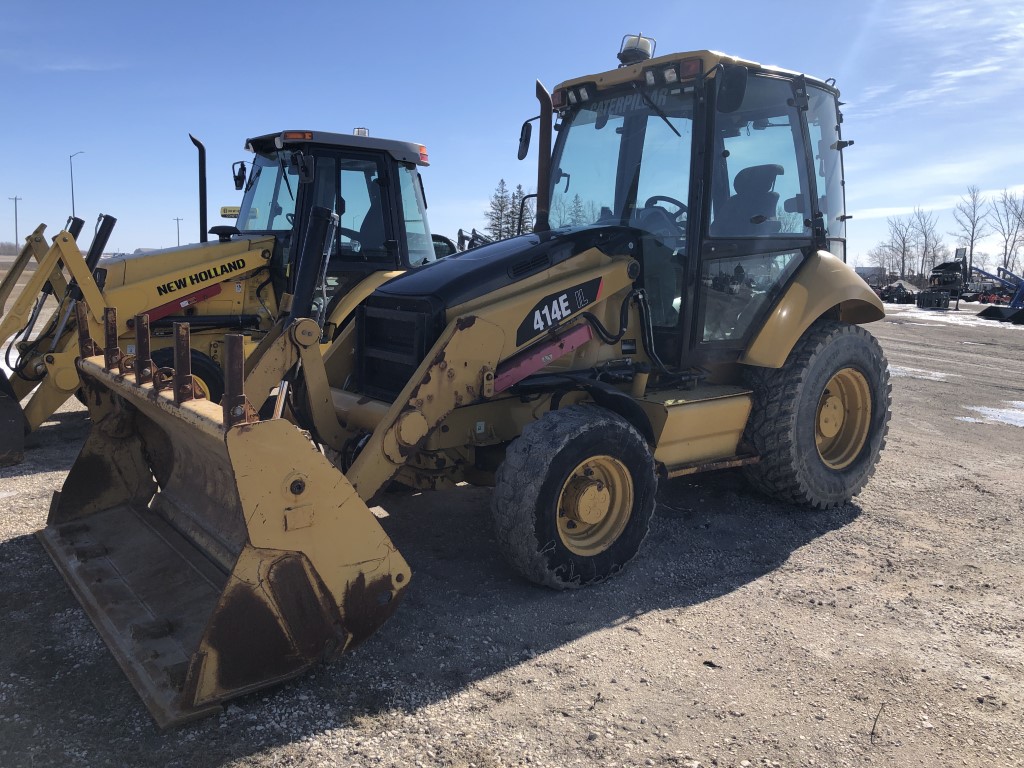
xmin=1 ymin=303 xmax=1021 ymax=768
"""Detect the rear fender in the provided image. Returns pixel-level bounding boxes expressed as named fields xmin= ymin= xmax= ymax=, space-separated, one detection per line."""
xmin=741 ymin=251 xmax=884 ymax=369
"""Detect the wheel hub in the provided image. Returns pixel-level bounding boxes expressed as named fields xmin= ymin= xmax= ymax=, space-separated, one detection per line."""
xmin=815 ymin=368 xmax=871 ymax=471
xmin=817 ymin=394 xmax=845 ymax=438
xmin=562 ymin=477 xmax=612 ymax=525
xmin=557 ymin=456 xmax=634 ymax=557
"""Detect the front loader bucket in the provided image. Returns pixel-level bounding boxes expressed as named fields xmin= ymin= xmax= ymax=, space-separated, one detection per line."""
xmin=0 ymin=371 xmax=29 ymax=466
xmin=977 ymin=305 xmax=1024 ymax=323
xmin=39 ymin=356 xmax=411 ymax=728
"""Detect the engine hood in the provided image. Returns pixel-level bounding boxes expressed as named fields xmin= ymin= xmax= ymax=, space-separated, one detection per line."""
xmin=372 ymin=225 xmax=638 ymax=308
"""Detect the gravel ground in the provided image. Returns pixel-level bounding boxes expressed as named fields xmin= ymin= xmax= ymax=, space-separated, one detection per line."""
xmin=0 ymin=302 xmax=1022 ymax=768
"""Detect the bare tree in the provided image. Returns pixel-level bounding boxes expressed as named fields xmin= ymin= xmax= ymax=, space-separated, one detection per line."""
xmin=868 ymin=242 xmax=897 ymax=279
xmin=974 ymin=250 xmax=992 ymax=273
xmin=988 ymin=189 xmax=1024 ymax=272
xmin=885 ymin=215 xmax=915 ymax=279
xmin=911 ymin=207 xmax=946 ymax=276
xmin=951 ymin=185 xmax=989 ymax=275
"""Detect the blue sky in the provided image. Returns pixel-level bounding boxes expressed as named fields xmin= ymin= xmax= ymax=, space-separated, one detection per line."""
xmin=3 ymin=0 xmax=1023 ymax=267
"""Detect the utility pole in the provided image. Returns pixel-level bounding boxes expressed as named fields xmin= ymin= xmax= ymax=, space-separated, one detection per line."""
xmin=8 ymin=196 xmax=21 ymax=246
xmin=173 ymin=217 xmax=183 ymax=246
xmin=69 ymin=151 xmax=84 ymax=217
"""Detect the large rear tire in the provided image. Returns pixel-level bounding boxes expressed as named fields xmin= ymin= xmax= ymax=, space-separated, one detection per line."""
xmin=742 ymin=320 xmax=891 ymax=509
xmin=492 ymin=405 xmax=657 ymax=589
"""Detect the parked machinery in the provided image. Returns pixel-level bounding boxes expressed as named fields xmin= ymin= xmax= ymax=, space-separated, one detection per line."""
xmin=41 ymin=37 xmax=890 ymax=726
xmin=0 ymin=130 xmax=446 ymax=464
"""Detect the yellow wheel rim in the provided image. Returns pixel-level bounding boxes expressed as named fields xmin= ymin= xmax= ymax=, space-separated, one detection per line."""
xmin=191 ymin=374 xmax=214 ymax=402
xmin=815 ymin=368 xmax=871 ymax=470
xmin=556 ymin=455 xmax=633 ymax=556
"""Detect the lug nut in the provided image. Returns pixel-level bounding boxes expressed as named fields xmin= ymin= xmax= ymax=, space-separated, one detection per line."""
xmin=289 ymin=479 xmax=306 ymax=495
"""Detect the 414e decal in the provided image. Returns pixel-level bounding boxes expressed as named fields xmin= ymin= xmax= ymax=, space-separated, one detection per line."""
xmin=515 ymin=277 xmax=603 ymax=346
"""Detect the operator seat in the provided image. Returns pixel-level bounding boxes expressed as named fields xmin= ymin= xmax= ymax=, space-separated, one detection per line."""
xmin=711 ymin=164 xmax=784 ymax=237
xmin=358 ymin=190 xmax=387 ymax=255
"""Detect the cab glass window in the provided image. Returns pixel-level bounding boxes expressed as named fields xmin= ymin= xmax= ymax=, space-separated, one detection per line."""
xmin=236 ymin=153 xmax=297 ymax=232
xmin=709 ymin=76 xmax=811 ymax=238
xmin=398 ymin=166 xmax=436 ymax=266
xmin=701 ymin=250 xmax=802 ymax=341
xmin=807 ymin=86 xmax=847 ymax=257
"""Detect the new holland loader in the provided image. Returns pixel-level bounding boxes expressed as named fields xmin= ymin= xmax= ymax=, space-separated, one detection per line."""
xmin=41 ymin=37 xmax=891 ymax=727
xmin=0 ymin=129 xmax=447 ymax=465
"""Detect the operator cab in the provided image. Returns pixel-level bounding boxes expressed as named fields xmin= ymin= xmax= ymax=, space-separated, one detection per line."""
xmin=234 ymin=130 xmax=437 ymax=310
xmin=547 ymin=42 xmax=850 ymax=366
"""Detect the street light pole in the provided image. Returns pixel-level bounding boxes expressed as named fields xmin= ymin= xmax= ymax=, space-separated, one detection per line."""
xmin=8 ymin=196 xmax=21 ymax=245
xmin=173 ymin=217 xmax=183 ymax=246
xmin=69 ymin=151 xmax=84 ymax=217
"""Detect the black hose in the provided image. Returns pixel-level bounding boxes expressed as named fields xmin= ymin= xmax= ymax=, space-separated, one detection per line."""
xmin=579 ymin=290 xmax=635 ymax=345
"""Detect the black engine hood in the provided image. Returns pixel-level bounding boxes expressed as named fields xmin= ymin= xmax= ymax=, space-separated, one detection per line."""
xmin=373 ymin=225 xmax=638 ymax=309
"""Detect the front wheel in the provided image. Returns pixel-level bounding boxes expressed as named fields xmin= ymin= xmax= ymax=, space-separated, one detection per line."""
xmin=492 ymin=405 xmax=657 ymax=589
xmin=151 ymin=347 xmax=225 ymax=405
xmin=742 ymin=320 xmax=891 ymax=509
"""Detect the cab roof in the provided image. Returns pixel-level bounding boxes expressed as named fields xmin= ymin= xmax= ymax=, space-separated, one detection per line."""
xmin=554 ymin=49 xmax=833 ymax=95
xmin=244 ymin=130 xmax=429 ymax=166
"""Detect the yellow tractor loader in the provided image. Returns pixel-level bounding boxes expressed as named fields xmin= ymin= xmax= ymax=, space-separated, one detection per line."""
xmin=0 ymin=130 xmax=448 ymax=465
xmin=42 ymin=37 xmax=890 ymax=727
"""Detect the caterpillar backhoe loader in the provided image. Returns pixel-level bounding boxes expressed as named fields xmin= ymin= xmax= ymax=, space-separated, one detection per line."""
xmin=41 ymin=37 xmax=890 ymax=727
xmin=0 ymin=129 xmax=445 ymax=465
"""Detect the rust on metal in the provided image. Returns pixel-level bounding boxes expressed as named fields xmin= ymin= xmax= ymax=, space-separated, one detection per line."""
xmin=198 ymin=579 xmax=307 ymax=694
xmin=222 ymin=334 xmax=255 ymax=427
xmin=268 ymin=555 xmax=342 ymax=659
xmin=102 ymin=307 xmax=120 ymax=371
xmin=664 ymin=453 xmax=760 ymax=479
xmin=134 ymin=314 xmax=153 ymax=385
xmin=173 ymin=322 xmax=194 ymax=404
xmin=342 ymin=572 xmax=402 ymax=647
xmin=76 ymin=302 xmax=98 ymax=358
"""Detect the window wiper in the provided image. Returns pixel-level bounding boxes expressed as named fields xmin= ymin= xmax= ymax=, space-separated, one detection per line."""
xmin=245 ymin=165 xmax=260 ymax=193
xmin=278 ymin=156 xmax=295 ymax=201
xmin=633 ymin=82 xmax=681 ymax=138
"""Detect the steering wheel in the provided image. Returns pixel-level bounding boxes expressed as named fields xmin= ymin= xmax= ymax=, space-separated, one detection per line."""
xmin=338 ymin=227 xmax=363 ymax=253
xmin=644 ymin=195 xmax=688 ymax=221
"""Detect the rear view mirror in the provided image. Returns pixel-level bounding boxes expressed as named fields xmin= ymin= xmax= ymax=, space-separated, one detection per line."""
xmin=716 ymin=64 xmax=748 ymax=113
xmin=518 ymin=120 xmax=534 ymax=161
xmin=232 ymin=161 xmax=247 ymax=191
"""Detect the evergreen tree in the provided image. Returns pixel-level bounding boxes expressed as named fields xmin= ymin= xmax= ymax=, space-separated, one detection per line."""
xmin=569 ymin=194 xmax=587 ymax=226
xmin=485 ymin=179 xmax=512 ymax=240
xmin=509 ymin=184 xmax=535 ymax=236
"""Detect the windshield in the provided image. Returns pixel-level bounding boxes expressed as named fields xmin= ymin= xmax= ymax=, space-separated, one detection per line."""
xmin=550 ymin=84 xmax=694 ymax=230
xmin=236 ymin=152 xmax=297 ymax=232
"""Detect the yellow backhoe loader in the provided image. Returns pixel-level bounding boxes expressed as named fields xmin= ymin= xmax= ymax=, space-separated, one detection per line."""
xmin=41 ymin=37 xmax=890 ymax=727
xmin=0 ymin=130 xmax=449 ymax=465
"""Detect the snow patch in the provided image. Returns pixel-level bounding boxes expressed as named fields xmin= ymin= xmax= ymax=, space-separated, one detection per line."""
xmin=889 ymin=365 xmax=958 ymax=382
xmin=962 ymin=401 xmax=1024 ymax=428
xmin=884 ymin=303 xmax=1024 ymax=330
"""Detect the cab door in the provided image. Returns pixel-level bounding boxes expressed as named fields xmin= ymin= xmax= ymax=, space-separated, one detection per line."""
xmin=688 ymin=74 xmax=817 ymax=363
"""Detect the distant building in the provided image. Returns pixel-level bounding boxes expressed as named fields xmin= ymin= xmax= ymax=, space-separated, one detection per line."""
xmin=855 ymin=266 xmax=886 ymax=287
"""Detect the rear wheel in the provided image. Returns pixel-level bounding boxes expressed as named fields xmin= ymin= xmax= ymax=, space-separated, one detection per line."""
xmin=742 ymin=320 xmax=891 ymax=509
xmin=151 ymin=347 xmax=225 ymax=405
xmin=492 ymin=405 xmax=656 ymax=589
